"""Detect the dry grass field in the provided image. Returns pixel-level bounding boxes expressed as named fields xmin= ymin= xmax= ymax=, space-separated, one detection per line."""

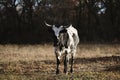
xmin=0 ymin=44 xmax=120 ymax=80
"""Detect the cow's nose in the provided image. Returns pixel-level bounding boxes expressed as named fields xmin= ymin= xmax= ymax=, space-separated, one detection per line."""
xmin=56 ymin=35 xmax=59 ymax=40
xmin=57 ymin=36 xmax=59 ymax=40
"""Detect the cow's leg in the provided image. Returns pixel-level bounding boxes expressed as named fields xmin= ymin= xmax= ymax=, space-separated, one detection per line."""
xmin=55 ymin=48 xmax=60 ymax=74
xmin=70 ymin=54 xmax=74 ymax=73
xmin=64 ymin=51 xmax=69 ymax=74
xmin=70 ymin=50 xmax=76 ymax=73
xmin=56 ymin=57 xmax=60 ymax=74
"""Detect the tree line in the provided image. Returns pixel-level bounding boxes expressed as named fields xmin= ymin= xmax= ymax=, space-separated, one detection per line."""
xmin=0 ymin=0 xmax=120 ymax=44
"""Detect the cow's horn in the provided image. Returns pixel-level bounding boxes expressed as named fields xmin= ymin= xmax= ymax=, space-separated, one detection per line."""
xmin=44 ymin=21 xmax=52 ymax=27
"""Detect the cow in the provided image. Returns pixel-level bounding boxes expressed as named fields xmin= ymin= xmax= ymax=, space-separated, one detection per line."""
xmin=45 ymin=22 xmax=79 ymax=74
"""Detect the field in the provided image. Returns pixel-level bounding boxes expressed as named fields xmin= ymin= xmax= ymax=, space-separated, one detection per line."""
xmin=0 ymin=44 xmax=120 ymax=80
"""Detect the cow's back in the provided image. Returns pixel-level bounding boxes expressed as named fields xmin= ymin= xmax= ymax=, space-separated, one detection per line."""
xmin=67 ymin=25 xmax=79 ymax=48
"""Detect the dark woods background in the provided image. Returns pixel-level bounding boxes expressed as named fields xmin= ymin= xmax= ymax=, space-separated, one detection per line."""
xmin=0 ymin=0 xmax=120 ymax=44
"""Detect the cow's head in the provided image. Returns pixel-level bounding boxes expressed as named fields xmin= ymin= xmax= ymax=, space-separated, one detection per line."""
xmin=45 ymin=21 xmax=65 ymax=39
xmin=45 ymin=21 xmax=69 ymax=46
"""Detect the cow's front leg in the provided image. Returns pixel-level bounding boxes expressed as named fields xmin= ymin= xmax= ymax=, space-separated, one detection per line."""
xmin=55 ymin=51 xmax=61 ymax=74
xmin=64 ymin=51 xmax=69 ymax=74
xmin=56 ymin=57 xmax=60 ymax=74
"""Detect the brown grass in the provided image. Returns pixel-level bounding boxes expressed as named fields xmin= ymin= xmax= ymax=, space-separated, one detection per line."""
xmin=0 ymin=44 xmax=120 ymax=80
xmin=0 ymin=44 xmax=55 ymax=62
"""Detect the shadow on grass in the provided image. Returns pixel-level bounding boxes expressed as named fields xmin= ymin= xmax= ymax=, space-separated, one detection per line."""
xmin=40 ymin=60 xmax=56 ymax=64
xmin=75 ymin=55 xmax=120 ymax=71
xmin=41 ymin=55 xmax=120 ymax=65
xmin=75 ymin=55 xmax=120 ymax=64
xmin=105 ymin=65 xmax=120 ymax=71
xmin=41 ymin=55 xmax=120 ymax=71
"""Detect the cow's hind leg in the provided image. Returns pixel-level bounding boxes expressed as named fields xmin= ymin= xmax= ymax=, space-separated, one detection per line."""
xmin=70 ymin=54 xmax=74 ymax=73
xmin=70 ymin=51 xmax=75 ymax=73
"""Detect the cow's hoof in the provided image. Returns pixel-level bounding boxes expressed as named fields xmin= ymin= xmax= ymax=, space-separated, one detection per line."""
xmin=70 ymin=69 xmax=74 ymax=73
xmin=56 ymin=70 xmax=59 ymax=75
xmin=64 ymin=70 xmax=68 ymax=74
